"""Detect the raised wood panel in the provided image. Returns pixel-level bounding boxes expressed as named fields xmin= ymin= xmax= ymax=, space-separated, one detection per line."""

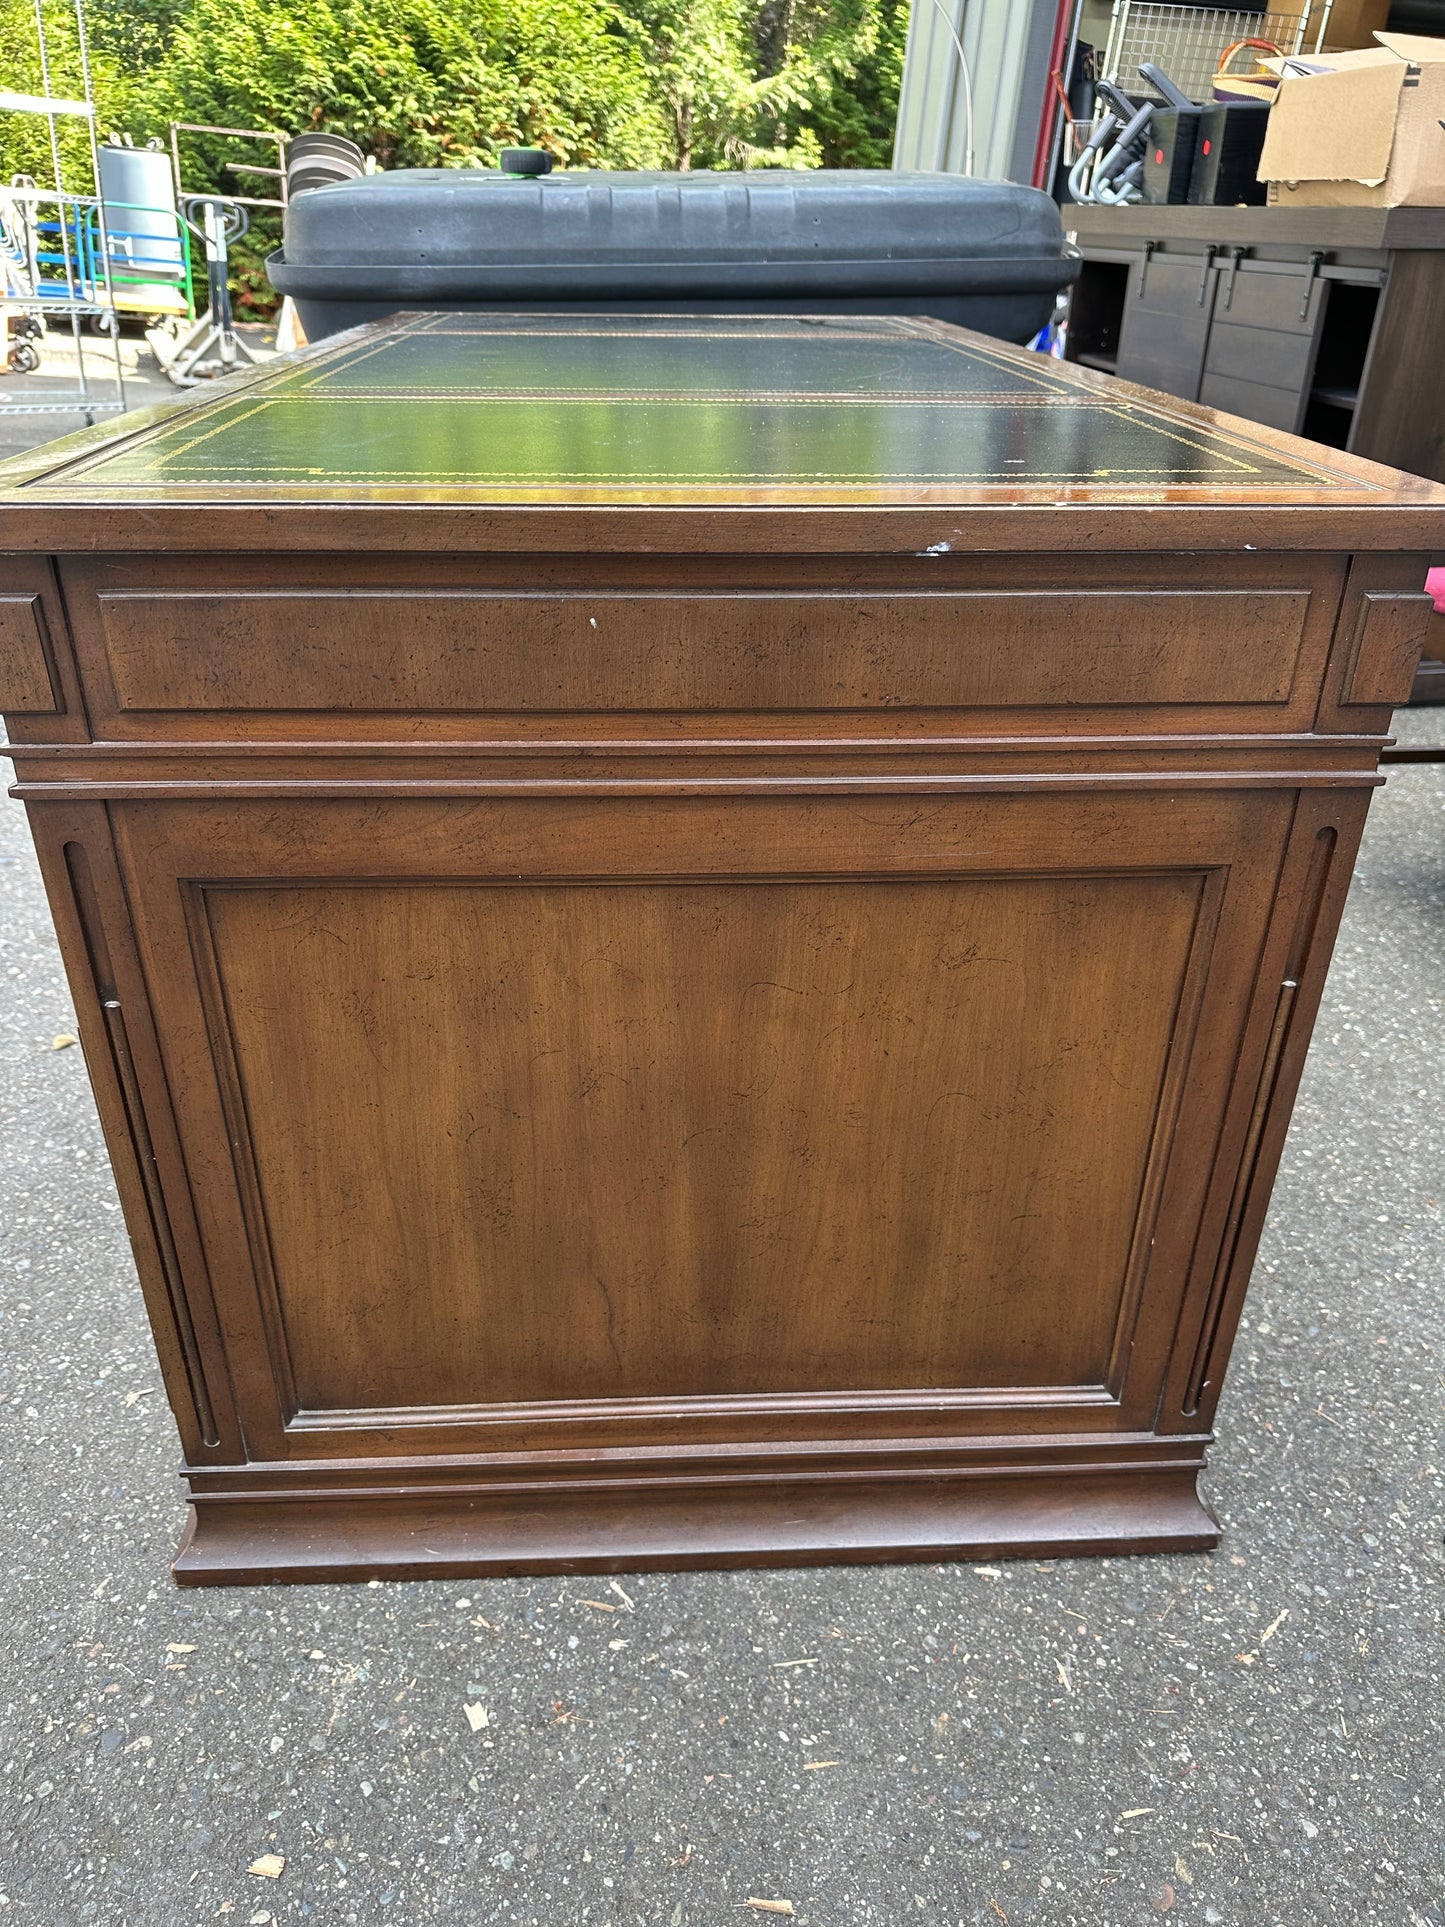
xmin=196 ymin=870 xmax=1204 ymax=1412
xmin=1343 ymin=591 xmax=1435 ymax=707
xmin=60 ymin=551 xmax=1350 ymax=743
xmin=0 ymin=554 xmax=90 ymax=746
xmin=87 ymin=585 xmax=1313 ymax=715
xmin=110 ymin=788 xmax=1294 ymax=1473
xmin=1315 ymin=553 xmax=1437 ymax=730
xmin=0 ymin=593 xmax=59 ymax=714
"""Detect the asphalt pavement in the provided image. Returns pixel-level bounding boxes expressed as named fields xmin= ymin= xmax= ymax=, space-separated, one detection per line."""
xmin=0 ymin=320 xmax=276 ymax=464
xmin=0 ymin=703 xmax=1442 ymax=1924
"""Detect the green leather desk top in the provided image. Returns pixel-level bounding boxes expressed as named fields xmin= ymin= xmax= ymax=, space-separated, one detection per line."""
xmin=1 ymin=312 xmax=1386 ymax=510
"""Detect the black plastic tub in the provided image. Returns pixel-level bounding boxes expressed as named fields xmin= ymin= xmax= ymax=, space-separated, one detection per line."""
xmin=267 ymin=168 xmax=1078 ymax=344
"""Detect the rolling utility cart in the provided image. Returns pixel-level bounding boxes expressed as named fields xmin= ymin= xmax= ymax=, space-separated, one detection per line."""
xmin=96 ymin=141 xmax=192 ymax=331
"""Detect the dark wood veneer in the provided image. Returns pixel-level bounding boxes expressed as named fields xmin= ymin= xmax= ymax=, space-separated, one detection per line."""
xmin=1 ymin=312 xmax=1439 ymax=1583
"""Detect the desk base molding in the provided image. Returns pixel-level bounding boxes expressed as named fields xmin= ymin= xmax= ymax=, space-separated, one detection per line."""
xmin=173 ymin=1458 xmax=1220 ymax=1585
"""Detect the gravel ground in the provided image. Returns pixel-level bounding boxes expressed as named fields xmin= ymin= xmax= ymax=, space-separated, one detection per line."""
xmin=0 ymin=721 xmax=1441 ymax=1927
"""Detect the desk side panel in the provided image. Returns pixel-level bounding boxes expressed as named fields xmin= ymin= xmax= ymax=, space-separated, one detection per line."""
xmin=19 ymin=805 xmax=242 ymax=1464
xmin=108 ymin=791 xmax=1294 ymax=1479
xmin=4 ymin=520 xmax=1404 ymax=1580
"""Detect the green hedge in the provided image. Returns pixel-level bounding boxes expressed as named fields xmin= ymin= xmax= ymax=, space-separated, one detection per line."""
xmin=2 ymin=0 xmax=908 ymax=313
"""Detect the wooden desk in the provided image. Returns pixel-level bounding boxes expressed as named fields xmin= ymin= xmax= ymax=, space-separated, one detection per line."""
xmin=1 ymin=313 xmax=1439 ymax=1585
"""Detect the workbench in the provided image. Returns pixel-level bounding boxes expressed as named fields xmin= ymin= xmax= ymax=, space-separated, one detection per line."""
xmin=1 ymin=312 xmax=1438 ymax=1584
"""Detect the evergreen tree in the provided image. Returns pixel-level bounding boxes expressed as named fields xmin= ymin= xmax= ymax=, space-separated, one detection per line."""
xmin=0 ymin=0 xmax=910 ymax=311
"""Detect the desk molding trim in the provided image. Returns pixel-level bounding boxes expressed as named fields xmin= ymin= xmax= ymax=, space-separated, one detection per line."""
xmin=172 ymin=1456 xmax=1222 ymax=1584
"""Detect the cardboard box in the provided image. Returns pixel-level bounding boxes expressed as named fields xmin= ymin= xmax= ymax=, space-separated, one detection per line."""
xmin=1215 ymin=4 xmax=1391 ymax=107
xmin=1259 ymin=32 xmax=1445 ymax=207
xmin=1270 ymin=0 xmax=1391 ymax=53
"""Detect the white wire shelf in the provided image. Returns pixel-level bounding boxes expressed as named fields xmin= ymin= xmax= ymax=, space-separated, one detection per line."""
xmin=2 ymin=295 xmax=118 ymax=315
xmin=1104 ymin=4 xmax=1314 ymax=101
xmin=0 ymin=395 xmax=123 ymax=413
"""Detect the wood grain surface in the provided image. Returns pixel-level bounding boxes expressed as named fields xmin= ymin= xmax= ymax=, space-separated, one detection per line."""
xmin=202 ymin=871 xmax=1198 ymax=1409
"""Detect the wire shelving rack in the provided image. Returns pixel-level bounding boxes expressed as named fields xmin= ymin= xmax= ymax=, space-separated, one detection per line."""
xmin=1101 ymin=3 xmax=1337 ymax=101
xmin=0 ymin=0 xmax=126 ymax=425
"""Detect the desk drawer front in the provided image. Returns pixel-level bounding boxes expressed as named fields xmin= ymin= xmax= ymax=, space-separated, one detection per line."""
xmin=61 ymin=555 xmax=1342 ymax=736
